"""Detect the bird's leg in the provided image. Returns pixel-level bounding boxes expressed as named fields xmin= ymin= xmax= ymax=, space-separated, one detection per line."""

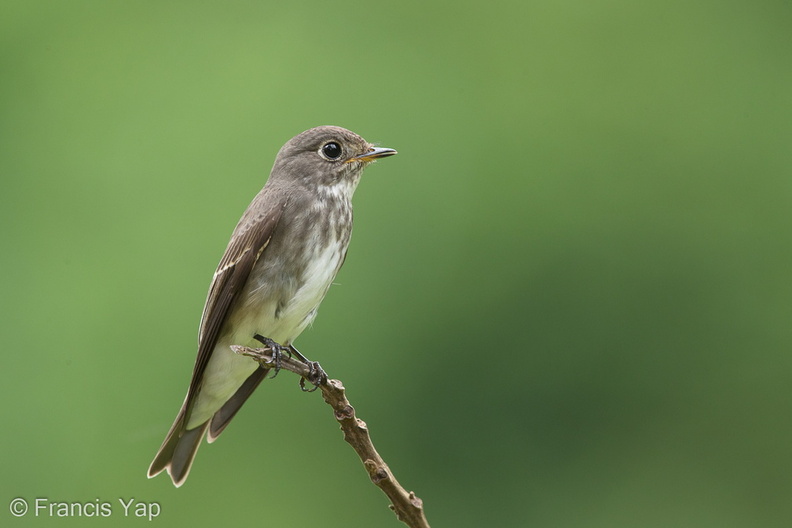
xmin=253 ymin=334 xmax=290 ymax=378
xmin=287 ymin=344 xmax=328 ymax=393
xmin=286 ymin=344 xmax=309 ymax=363
xmin=251 ymin=336 xmax=326 ymax=389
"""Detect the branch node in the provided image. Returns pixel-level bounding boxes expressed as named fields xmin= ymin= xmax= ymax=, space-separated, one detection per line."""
xmin=408 ymin=492 xmax=423 ymax=508
xmin=232 ymin=344 xmax=430 ymax=528
xmin=334 ymin=405 xmax=355 ymax=421
xmin=364 ymin=459 xmax=390 ymax=483
xmin=372 ymin=468 xmax=390 ymax=484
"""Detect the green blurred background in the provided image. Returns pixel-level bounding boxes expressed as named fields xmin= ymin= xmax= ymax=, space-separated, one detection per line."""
xmin=2 ymin=0 xmax=790 ymax=526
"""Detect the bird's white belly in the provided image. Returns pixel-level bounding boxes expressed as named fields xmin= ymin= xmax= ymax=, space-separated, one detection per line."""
xmin=187 ymin=238 xmax=345 ymax=429
xmin=276 ymin=240 xmax=345 ymax=336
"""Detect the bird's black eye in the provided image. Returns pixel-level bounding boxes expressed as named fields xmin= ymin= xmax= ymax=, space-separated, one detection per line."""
xmin=321 ymin=142 xmax=342 ymax=160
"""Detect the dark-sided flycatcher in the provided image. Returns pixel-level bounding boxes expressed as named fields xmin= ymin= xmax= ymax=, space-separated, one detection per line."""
xmin=148 ymin=126 xmax=396 ymax=486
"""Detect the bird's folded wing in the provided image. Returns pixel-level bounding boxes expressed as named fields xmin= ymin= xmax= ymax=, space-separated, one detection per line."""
xmin=185 ymin=196 xmax=289 ymax=408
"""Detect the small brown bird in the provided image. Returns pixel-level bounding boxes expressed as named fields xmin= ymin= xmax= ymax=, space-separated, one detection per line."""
xmin=148 ymin=126 xmax=396 ymax=486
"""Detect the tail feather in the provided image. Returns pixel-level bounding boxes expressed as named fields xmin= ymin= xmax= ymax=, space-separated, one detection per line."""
xmin=168 ymin=424 xmax=208 ymax=486
xmin=208 ymin=367 xmax=268 ymax=442
xmin=147 ymin=406 xmax=209 ymax=487
xmin=148 ymin=367 xmax=269 ymax=486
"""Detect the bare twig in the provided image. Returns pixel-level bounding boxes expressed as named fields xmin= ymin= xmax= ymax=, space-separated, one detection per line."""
xmin=231 ymin=345 xmax=430 ymax=528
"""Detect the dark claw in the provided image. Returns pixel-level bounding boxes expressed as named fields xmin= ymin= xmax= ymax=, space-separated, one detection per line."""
xmin=253 ymin=334 xmax=288 ymax=378
xmin=251 ymin=337 xmax=326 ymax=390
xmin=299 ymin=361 xmax=327 ymax=392
xmin=287 ymin=345 xmax=326 ymax=391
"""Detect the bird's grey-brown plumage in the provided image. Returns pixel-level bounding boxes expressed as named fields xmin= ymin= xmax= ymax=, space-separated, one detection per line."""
xmin=148 ymin=126 xmax=396 ymax=486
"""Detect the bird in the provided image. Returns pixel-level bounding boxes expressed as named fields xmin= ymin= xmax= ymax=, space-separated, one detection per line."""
xmin=147 ymin=125 xmax=397 ymax=486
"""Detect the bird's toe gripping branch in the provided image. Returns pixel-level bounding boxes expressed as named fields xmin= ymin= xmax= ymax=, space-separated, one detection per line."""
xmin=250 ymin=334 xmax=327 ymax=391
xmin=299 ymin=361 xmax=328 ymax=393
xmin=253 ymin=334 xmax=291 ymax=377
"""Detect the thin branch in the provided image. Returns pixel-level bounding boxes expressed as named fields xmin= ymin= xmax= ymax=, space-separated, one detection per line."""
xmin=231 ymin=345 xmax=430 ymax=528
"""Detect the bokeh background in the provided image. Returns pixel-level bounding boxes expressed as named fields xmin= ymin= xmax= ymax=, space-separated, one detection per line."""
xmin=2 ymin=1 xmax=790 ymax=526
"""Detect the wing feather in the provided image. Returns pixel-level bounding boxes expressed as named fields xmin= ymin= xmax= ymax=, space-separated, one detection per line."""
xmin=185 ymin=194 xmax=288 ymax=409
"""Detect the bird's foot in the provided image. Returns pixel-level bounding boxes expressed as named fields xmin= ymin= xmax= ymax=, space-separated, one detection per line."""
xmin=253 ymin=334 xmax=291 ymax=378
xmin=285 ymin=344 xmax=327 ymax=392
xmin=299 ymin=360 xmax=328 ymax=393
xmin=251 ymin=336 xmax=327 ymax=390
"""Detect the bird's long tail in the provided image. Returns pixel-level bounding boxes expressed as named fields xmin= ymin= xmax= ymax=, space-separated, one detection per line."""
xmin=147 ymin=405 xmax=208 ymax=487
xmin=147 ymin=367 xmax=268 ymax=486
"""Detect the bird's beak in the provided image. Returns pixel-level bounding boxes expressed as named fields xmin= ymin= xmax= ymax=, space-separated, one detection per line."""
xmin=350 ymin=147 xmax=398 ymax=163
